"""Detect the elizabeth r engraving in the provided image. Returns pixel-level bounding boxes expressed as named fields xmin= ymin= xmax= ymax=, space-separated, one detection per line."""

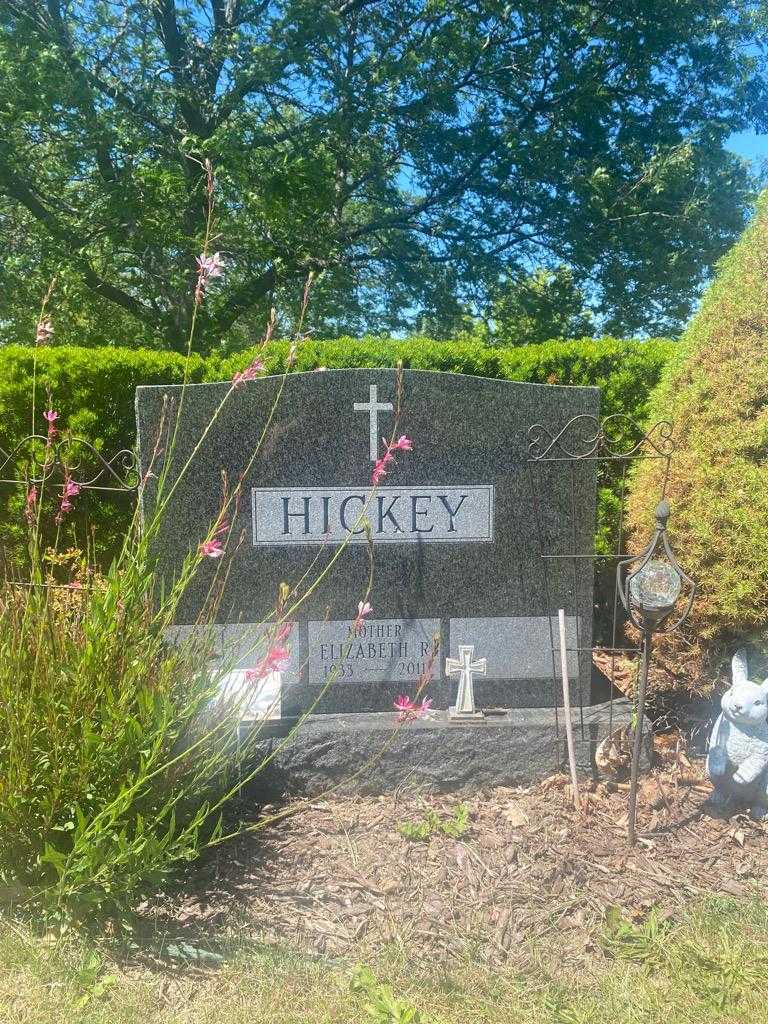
xmin=307 ymin=618 xmax=442 ymax=684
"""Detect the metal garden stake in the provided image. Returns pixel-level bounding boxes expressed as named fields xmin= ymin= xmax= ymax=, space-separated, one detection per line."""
xmin=617 ymin=501 xmax=695 ymax=844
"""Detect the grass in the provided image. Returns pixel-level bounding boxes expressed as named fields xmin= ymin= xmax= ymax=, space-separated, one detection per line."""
xmin=2 ymin=897 xmax=768 ymax=1023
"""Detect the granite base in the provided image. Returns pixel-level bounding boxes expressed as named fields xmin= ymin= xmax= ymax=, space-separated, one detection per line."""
xmin=241 ymin=698 xmax=648 ymax=798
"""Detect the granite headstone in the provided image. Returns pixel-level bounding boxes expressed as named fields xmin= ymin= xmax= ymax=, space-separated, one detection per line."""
xmin=136 ymin=368 xmax=599 ymax=719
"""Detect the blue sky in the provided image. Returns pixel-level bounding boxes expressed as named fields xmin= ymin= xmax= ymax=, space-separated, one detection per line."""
xmin=728 ymin=129 xmax=768 ymax=172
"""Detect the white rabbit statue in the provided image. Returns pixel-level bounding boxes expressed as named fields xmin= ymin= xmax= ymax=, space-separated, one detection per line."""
xmin=707 ymin=648 xmax=768 ymax=818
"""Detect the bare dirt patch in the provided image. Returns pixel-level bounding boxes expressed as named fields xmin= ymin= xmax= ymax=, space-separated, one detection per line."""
xmin=140 ymin=764 xmax=768 ymax=974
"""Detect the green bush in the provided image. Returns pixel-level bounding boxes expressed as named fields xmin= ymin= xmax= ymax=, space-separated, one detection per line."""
xmin=0 ymin=515 xmax=297 ymax=919
xmin=0 ymin=549 xmax=218 ymax=917
xmin=0 ymin=349 xmax=307 ymax=919
xmin=0 ymin=337 xmax=672 ymax=567
xmin=627 ymin=194 xmax=768 ymax=692
xmin=0 ymin=347 xmax=206 ymax=564
xmin=219 ymin=335 xmax=672 ymax=424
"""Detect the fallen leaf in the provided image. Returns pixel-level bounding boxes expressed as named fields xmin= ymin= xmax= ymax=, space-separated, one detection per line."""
xmin=504 ymin=805 xmax=529 ymax=828
xmin=596 ymin=726 xmax=633 ymax=775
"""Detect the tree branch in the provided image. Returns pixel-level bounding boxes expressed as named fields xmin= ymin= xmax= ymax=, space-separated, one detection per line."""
xmin=333 ymin=0 xmax=384 ymax=16
xmin=150 ymin=0 xmax=208 ymax=134
xmin=47 ymin=0 xmax=123 ymax=184
xmin=209 ymin=266 xmax=278 ymax=335
xmin=2 ymin=0 xmax=180 ymax=144
xmin=341 ymin=138 xmax=502 ymax=243
xmin=0 ymin=157 xmax=161 ymax=331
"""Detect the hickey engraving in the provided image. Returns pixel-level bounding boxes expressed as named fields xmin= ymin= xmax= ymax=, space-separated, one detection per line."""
xmin=252 ymin=485 xmax=494 ymax=545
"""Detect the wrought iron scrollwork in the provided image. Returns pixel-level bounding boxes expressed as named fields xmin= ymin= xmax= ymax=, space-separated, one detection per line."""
xmin=527 ymin=414 xmax=674 ymax=461
xmin=0 ymin=434 xmax=139 ymax=492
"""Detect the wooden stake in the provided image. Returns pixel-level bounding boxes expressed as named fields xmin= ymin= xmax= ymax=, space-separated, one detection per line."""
xmin=558 ymin=608 xmax=581 ymax=811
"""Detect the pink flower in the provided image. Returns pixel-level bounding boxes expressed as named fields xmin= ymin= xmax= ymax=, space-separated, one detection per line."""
xmin=197 ymin=251 xmax=225 ymax=280
xmin=55 ymin=474 xmax=80 ymax=524
xmin=195 ymin=251 xmax=226 ymax=303
xmin=371 ymin=451 xmax=394 ymax=486
xmin=43 ymin=409 xmax=59 ymax=448
xmin=199 ymin=538 xmax=225 ymax=558
xmin=264 ymin=645 xmax=290 ymax=673
xmin=232 ymin=358 xmax=265 ymax=388
xmin=198 ymin=518 xmax=229 ymax=559
xmin=393 ymin=694 xmax=416 ymax=713
xmin=353 ymin=600 xmax=373 ymax=630
xmin=25 ymin=485 xmax=37 ymax=525
xmin=36 ymin=318 xmax=54 ymax=346
xmin=246 ymin=644 xmax=290 ymax=682
xmin=371 ymin=436 xmax=412 ymax=485
xmin=394 ymin=694 xmax=433 ymax=722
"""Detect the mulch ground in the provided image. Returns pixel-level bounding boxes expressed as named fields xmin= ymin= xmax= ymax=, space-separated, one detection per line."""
xmin=140 ymin=754 xmax=768 ymax=973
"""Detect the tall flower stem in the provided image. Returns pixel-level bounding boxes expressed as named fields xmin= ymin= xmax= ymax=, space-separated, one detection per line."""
xmin=156 ymin=158 xmax=217 ymax=504
xmin=30 ymin=279 xmax=56 ymax=463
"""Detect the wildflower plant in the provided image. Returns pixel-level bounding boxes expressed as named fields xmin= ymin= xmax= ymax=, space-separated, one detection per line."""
xmin=396 ymin=804 xmax=471 ymax=842
xmin=0 ymin=162 xmax=419 ymax=922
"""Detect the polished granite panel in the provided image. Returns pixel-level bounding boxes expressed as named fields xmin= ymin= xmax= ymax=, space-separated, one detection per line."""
xmin=137 ymin=369 xmax=599 ymax=714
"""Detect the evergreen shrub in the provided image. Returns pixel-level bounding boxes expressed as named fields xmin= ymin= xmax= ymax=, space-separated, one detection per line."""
xmin=627 ymin=195 xmax=768 ymax=691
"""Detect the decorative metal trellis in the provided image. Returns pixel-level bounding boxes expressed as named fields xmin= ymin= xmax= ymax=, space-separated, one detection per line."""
xmin=526 ymin=413 xmax=676 ymax=745
xmin=0 ymin=434 xmax=139 ymax=583
xmin=0 ymin=435 xmax=139 ymax=492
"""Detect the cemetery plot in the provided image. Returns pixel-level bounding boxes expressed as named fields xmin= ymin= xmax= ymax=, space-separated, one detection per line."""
xmin=138 ymin=766 xmax=768 ymax=968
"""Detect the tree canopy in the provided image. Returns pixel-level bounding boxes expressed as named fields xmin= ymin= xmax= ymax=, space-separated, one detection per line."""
xmin=0 ymin=0 xmax=765 ymax=352
xmin=489 ymin=268 xmax=594 ymax=346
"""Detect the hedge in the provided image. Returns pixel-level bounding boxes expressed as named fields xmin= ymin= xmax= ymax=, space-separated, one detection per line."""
xmin=627 ymin=193 xmax=768 ymax=693
xmin=217 ymin=335 xmax=673 ymax=425
xmin=0 ymin=336 xmax=672 ymax=565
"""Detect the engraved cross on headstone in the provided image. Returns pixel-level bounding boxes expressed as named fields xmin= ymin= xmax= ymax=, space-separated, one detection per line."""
xmin=445 ymin=644 xmax=486 ymax=719
xmin=354 ymin=384 xmax=393 ymax=462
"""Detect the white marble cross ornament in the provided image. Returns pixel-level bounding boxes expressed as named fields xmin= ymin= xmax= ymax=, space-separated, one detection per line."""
xmin=445 ymin=645 xmax=486 ymax=719
xmin=354 ymin=384 xmax=393 ymax=461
